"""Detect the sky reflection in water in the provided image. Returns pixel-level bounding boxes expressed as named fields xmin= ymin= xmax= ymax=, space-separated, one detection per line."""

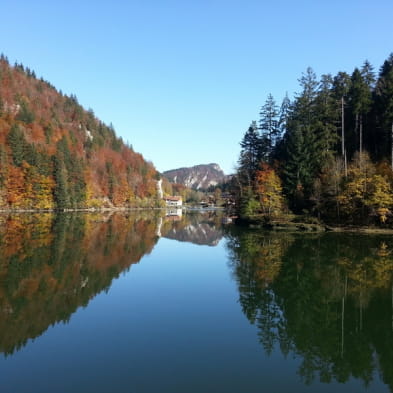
xmin=0 ymin=212 xmax=391 ymax=392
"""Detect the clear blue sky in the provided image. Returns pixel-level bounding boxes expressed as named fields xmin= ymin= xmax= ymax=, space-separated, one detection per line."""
xmin=1 ymin=0 xmax=392 ymax=174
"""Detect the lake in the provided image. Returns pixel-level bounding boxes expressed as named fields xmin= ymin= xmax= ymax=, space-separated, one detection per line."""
xmin=0 ymin=211 xmax=392 ymax=392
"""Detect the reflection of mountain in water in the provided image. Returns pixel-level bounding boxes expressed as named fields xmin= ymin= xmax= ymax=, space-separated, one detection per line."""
xmin=0 ymin=211 xmax=224 ymax=355
xmin=161 ymin=212 xmax=223 ymax=246
xmin=226 ymin=229 xmax=393 ymax=392
xmin=0 ymin=212 xmax=160 ymax=355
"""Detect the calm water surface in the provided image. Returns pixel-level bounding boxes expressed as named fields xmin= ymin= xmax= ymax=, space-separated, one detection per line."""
xmin=0 ymin=212 xmax=392 ymax=392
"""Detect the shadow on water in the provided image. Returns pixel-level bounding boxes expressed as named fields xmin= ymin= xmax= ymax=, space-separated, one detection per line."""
xmin=225 ymin=227 xmax=393 ymax=391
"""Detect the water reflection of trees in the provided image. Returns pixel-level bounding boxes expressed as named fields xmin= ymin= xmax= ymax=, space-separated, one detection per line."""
xmin=227 ymin=230 xmax=393 ymax=391
xmin=0 ymin=212 xmax=160 ymax=355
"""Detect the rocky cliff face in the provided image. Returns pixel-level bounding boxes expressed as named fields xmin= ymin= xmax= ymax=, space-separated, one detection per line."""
xmin=163 ymin=163 xmax=226 ymax=190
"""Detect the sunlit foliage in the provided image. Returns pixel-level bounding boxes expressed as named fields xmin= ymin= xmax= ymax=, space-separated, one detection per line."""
xmin=0 ymin=56 xmax=158 ymax=210
xmin=233 ymin=54 xmax=393 ymax=225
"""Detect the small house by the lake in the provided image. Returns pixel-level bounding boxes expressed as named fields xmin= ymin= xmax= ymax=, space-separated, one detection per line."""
xmin=163 ymin=196 xmax=183 ymax=207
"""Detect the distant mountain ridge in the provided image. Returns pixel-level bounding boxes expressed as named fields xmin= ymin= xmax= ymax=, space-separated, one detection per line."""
xmin=163 ymin=163 xmax=227 ymax=190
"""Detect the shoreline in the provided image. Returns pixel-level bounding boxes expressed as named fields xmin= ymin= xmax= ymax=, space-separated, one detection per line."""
xmin=235 ymin=217 xmax=393 ymax=234
xmin=0 ymin=207 xmax=166 ymax=214
xmin=2 ymin=209 xmax=393 ymax=234
xmin=0 ymin=205 xmax=226 ymax=214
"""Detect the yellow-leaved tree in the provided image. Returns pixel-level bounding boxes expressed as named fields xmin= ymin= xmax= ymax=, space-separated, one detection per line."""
xmin=337 ymin=153 xmax=393 ymax=224
xmin=364 ymin=174 xmax=393 ymax=223
xmin=255 ymin=163 xmax=284 ymax=217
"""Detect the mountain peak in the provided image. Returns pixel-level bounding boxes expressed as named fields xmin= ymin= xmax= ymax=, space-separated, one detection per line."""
xmin=163 ymin=163 xmax=226 ymax=190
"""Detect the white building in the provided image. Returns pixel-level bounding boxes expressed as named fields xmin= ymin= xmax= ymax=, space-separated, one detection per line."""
xmin=163 ymin=196 xmax=183 ymax=207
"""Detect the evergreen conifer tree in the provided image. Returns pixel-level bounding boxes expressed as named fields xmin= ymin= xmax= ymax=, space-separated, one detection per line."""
xmin=375 ymin=54 xmax=393 ymax=167
xmin=7 ymin=124 xmax=26 ymax=166
xmin=332 ymin=71 xmax=351 ymax=159
xmin=259 ymin=94 xmax=279 ymax=160
xmin=282 ymin=67 xmax=320 ymax=206
xmin=238 ymin=121 xmax=261 ymax=185
xmin=314 ymin=74 xmax=338 ymax=166
xmin=53 ymin=156 xmax=69 ymax=209
xmin=348 ymin=68 xmax=373 ymax=155
xmin=15 ymin=99 xmax=35 ymax=124
xmin=278 ymin=93 xmax=291 ymax=137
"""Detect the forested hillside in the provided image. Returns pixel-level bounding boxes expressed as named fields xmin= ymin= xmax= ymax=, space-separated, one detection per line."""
xmin=234 ymin=54 xmax=393 ymax=225
xmin=0 ymin=55 xmax=159 ymax=210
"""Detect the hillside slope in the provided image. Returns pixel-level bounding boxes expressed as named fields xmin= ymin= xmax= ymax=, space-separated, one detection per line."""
xmin=163 ymin=163 xmax=226 ymax=190
xmin=0 ymin=56 xmax=159 ymax=210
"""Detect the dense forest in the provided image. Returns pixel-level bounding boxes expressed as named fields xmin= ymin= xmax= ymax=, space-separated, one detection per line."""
xmin=0 ymin=55 xmax=162 ymax=210
xmin=233 ymin=54 xmax=393 ymax=226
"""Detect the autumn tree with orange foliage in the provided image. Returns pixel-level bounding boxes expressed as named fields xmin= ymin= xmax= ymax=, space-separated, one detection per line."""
xmin=0 ymin=55 xmax=159 ymax=210
xmin=255 ymin=163 xmax=284 ymax=217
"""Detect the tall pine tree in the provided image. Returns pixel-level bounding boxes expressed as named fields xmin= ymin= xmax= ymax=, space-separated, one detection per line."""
xmin=375 ymin=54 xmax=393 ymax=167
xmin=238 ymin=121 xmax=261 ymax=186
xmin=314 ymin=74 xmax=338 ymax=167
xmin=259 ymin=94 xmax=279 ymax=160
xmin=282 ymin=67 xmax=320 ymax=208
xmin=332 ymin=71 xmax=351 ymax=159
xmin=348 ymin=67 xmax=373 ymax=156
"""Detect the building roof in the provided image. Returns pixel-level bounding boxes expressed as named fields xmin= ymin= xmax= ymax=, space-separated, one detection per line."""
xmin=163 ymin=196 xmax=182 ymax=201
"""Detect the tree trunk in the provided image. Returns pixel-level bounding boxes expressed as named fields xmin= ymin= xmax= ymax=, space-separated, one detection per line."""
xmin=341 ymin=97 xmax=345 ymax=157
xmin=359 ymin=114 xmax=363 ymax=154
xmin=354 ymin=112 xmax=359 ymax=158
xmin=391 ymin=121 xmax=393 ymax=170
